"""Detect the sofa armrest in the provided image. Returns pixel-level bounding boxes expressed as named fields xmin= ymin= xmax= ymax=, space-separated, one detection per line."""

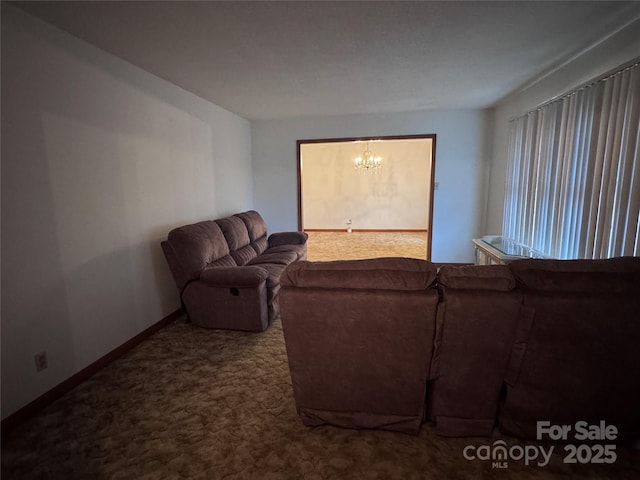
xmin=199 ymin=266 xmax=268 ymax=287
xmin=268 ymin=231 xmax=308 ymax=247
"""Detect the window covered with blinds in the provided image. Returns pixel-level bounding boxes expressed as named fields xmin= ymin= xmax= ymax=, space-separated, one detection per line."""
xmin=503 ymin=61 xmax=640 ymax=259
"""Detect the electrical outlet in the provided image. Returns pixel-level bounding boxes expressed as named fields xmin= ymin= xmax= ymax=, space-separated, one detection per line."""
xmin=34 ymin=351 xmax=48 ymax=372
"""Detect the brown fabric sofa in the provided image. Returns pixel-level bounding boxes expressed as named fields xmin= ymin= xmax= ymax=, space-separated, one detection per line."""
xmin=161 ymin=210 xmax=307 ymax=331
xmin=280 ymin=258 xmax=439 ymax=434
xmin=279 ymin=256 xmax=640 ymax=441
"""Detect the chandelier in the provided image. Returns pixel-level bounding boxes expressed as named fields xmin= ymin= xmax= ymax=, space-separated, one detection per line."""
xmin=354 ymin=143 xmax=382 ymax=171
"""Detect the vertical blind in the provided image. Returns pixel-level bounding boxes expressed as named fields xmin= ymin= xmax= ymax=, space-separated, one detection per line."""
xmin=503 ymin=61 xmax=640 ymax=259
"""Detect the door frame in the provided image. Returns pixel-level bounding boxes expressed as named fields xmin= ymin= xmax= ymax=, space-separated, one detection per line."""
xmin=296 ymin=133 xmax=437 ymax=260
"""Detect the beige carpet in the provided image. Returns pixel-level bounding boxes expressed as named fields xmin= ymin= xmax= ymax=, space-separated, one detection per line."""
xmin=305 ymin=231 xmax=428 ymax=261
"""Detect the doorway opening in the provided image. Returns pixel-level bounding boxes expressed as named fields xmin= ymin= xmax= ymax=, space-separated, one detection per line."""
xmin=297 ymin=134 xmax=436 ymax=260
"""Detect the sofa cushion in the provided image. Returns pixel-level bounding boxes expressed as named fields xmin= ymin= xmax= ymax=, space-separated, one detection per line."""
xmin=264 ymin=244 xmax=307 ymax=261
xmin=235 ymin=211 xmax=269 ymax=256
xmin=215 ymin=216 xmax=258 ymax=266
xmin=166 ymin=221 xmax=230 ymax=283
xmin=509 ymin=257 xmax=640 ymax=293
xmin=207 ymin=255 xmax=237 ymax=269
xmin=251 ymin=237 xmax=269 ymax=256
xmin=282 ymin=257 xmax=437 ymax=291
xmin=230 ymin=245 xmax=259 ymax=266
xmin=248 ymin=251 xmax=298 ymax=266
xmin=255 ymin=262 xmax=288 ymax=289
xmin=438 ymin=264 xmax=515 ymax=291
xmin=215 ymin=216 xmax=250 ymax=249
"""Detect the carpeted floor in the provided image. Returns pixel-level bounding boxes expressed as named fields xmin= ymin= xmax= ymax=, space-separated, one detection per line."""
xmin=305 ymin=231 xmax=428 ymax=261
xmin=2 ymin=318 xmax=639 ymax=479
xmin=3 ymin=234 xmax=639 ymax=479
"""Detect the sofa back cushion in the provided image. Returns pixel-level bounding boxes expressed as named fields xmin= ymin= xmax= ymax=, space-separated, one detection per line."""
xmin=216 ymin=216 xmax=257 ymax=266
xmin=165 ymin=221 xmax=232 ymax=290
xmin=509 ymin=257 xmax=640 ymax=293
xmin=438 ymin=264 xmax=516 ymax=291
xmin=282 ymin=257 xmax=437 ymax=291
xmin=235 ymin=210 xmax=268 ymax=255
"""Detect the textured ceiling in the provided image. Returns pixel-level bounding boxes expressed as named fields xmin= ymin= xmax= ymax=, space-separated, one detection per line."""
xmin=13 ymin=1 xmax=640 ymax=120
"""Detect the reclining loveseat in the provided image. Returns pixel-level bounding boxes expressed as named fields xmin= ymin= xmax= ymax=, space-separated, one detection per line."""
xmin=162 ymin=210 xmax=307 ymax=331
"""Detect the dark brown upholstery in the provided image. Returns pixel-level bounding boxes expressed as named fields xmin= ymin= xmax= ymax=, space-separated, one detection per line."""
xmin=235 ymin=210 xmax=308 ymax=261
xmin=280 ymin=258 xmax=439 ymax=434
xmin=160 ymin=221 xmax=640 ymax=436
xmin=163 ymin=221 xmax=230 ymax=293
xmin=278 ymin=256 xmax=640 ymax=439
xmin=430 ymin=265 xmax=526 ymax=436
xmin=216 ymin=216 xmax=255 ymax=265
xmin=499 ymin=257 xmax=640 ymax=442
xmin=161 ymin=211 xmax=307 ymax=331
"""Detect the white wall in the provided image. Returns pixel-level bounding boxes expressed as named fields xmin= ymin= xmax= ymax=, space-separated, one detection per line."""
xmin=301 ymin=139 xmax=431 ymax=230
xmin=486 ymin=17 xmax=640 ymax=234
xmin=252 ymin=110 xmax=492 ymax=262
xmin=1 ymin=6 xmax=253 ymax=418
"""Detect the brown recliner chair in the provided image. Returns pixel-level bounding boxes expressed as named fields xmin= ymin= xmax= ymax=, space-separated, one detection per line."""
xmin=279 ymin=257 xmax=439 ymax=434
